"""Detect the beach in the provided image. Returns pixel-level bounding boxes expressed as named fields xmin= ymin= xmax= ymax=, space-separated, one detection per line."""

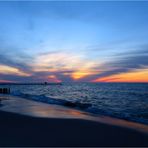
xmin=0 ymin=95 xmax=148 ymax=147
xmin=0 ymin=1 xmax=148 ymax=146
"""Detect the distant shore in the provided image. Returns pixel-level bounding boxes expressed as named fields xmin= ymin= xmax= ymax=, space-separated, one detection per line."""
xmin=0 ymin=95 xmax=148 ymax=146
xmin=0 ymin=82 xmax=62 ymax=85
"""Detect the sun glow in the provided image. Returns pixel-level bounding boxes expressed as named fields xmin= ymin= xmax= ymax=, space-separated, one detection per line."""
xmin=92 ymin=69 xmax=148 ymax=82
xmin=31 ymin=52 xmax=100 ymax=81
xmin=71 ymin=70 xmax=97 ymax=80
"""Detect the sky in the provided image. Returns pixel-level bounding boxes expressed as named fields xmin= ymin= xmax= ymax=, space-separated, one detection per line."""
xmin=0 ymin=1 xmax=148 ymax=83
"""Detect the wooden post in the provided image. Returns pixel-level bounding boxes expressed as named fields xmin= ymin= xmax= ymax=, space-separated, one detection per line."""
xmin=0 ymin=88 xmax=10 ymax=94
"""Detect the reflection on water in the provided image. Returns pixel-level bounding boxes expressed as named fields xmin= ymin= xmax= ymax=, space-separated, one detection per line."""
xmin=0 ymin=95 xmax=91 ymax=119
xmin=0 ymin=95 xmax=148 ymax=134
xmin=1 ymin=83 xmax=147 ymax=124
xmin=0 ymin=100 xmax=2 ymax=107
xmin=0 ymin=95 xmax=10 ymax=107
xmin=0 ymin=95 xmax=9 ymax=100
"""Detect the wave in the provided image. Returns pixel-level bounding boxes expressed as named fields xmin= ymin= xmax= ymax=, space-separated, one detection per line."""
xmin=12 ymin=91 xmax=92 ymax=110
xmin=11 ymin=91 xmax=148 ymax=125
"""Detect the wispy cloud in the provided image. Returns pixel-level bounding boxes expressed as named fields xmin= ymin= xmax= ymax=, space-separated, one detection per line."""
xmin=1 ymin=45 xmax=148 ymax=82
xmin=90 ymin=47 xmax=148 ymax=82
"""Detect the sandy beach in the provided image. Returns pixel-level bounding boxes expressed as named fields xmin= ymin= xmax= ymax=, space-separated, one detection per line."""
xmin=1 ymin=1 xmax=148 ymax=146
xmin=0 ymin=95 xmax=148 ymax=147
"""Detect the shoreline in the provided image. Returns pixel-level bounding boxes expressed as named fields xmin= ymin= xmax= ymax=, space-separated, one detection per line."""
xmin=0 ymin=95 xmax=148 ymax=146
xmin=0 ymin=110 xmax=148 ymax=147
xmin=0 ymin=95 xmax=148 ymax=133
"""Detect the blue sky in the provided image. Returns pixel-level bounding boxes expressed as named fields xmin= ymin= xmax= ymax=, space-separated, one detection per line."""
xmin=0 ymin=1 xmax=148 ymax=83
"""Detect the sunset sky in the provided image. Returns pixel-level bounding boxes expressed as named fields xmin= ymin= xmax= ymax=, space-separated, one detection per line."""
xmin=0 ymin=1 xmax=148 ymax=83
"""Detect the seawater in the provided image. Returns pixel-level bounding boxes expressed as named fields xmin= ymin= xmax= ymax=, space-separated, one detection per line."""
xmin=0 ymin=83 xmax=148 ymax=124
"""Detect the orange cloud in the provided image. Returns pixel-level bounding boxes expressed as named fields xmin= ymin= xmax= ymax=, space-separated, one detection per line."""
xmin=71 ymin=70 xmax=97 ymax=80
xmin=0 ymin=65 xmax=30 ymax=76
xmin=47 ymin=75 xmax=61 ymax=83
xmin=92 ymin=69 xmax=148 ymax=82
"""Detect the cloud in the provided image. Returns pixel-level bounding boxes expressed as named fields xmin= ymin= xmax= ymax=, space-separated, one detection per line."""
xmin=0 ymin=47 xmax=33 ymax=82
xmin=31 ymin=52 xmax=83 ymax=71
xmin=0 ymin=64 xmax=30 ymax=76
xmin=0 ymin=53 xmax=32 ymax=73
xmin=89 ymin=47 xmax=148 ymax=82
xmin=0 ymin=44 xmax=148 ymax=83
xmin=30 ymin=51 xmax=98 ymax=81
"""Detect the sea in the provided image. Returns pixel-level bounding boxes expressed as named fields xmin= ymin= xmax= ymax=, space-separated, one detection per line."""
xmin=0 ymin=82 xmax=148 ymax=125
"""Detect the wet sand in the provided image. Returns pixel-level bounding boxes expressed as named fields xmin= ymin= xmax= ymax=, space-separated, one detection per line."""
xmin=0 ymin=95 xmax=148 ymax=146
